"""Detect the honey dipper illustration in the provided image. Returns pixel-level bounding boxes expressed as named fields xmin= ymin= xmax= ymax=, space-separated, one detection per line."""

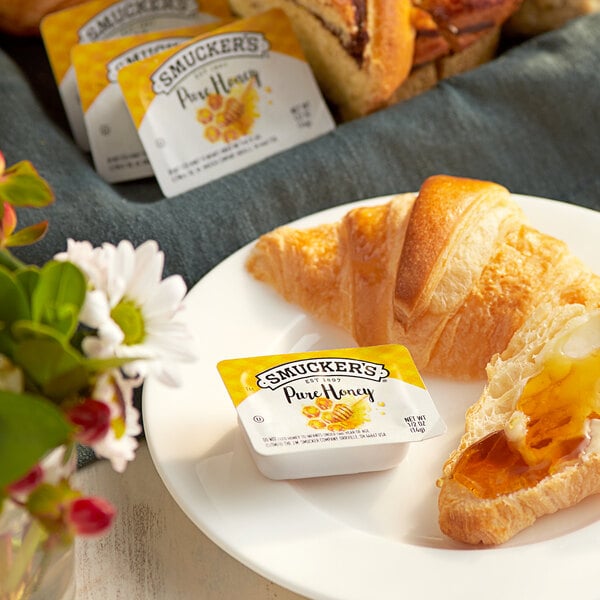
xmin=197 ymin=77 xmax=259 ymax=144
xmin=303 ymin=395 xmax=371 ymax=431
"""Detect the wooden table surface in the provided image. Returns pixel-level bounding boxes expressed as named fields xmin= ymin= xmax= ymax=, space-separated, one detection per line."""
xmin=73 ymin=441 xmax=306 ymax=599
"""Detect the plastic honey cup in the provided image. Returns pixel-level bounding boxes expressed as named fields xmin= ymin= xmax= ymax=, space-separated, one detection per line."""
xmin=217 ymin=344 xmax=446 ymax=480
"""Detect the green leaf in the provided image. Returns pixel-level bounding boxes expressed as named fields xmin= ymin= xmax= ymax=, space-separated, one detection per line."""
xmin=0 ymin=161 xmax=54 ymax=208
xmin=26 ymin=480 xmax=78 ymax=520
xmin=9 ymin=322 xmax=78 ymax=378
xmin=12 ymin=319 xmax=66 ymax=342
xmin=85 ymin=355 xmax=143 ymax=372
xmin=0 ymin=331 xmax=15 ymax=359
xmin=31 ymin=261 xmax=86 ymax=338
xmin=13 ymin=338 xmax=89 ymax=399
xmin=44 ymin=363 xmax=89 ymax=399
xmin=5 ymin=221 xmax=49 ymax=247
xmin=0 ymin=266 xmax=33 ymax=359
xmin=0 ymin=391 xmax=72 ymax=488
xmin=0 ymin=266 xmax=30 ymax=326
xmin=15 ymin=267 xmax=40 ymax=299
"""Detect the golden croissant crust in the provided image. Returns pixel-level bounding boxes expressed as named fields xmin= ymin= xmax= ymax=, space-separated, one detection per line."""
xmin=247 ymin=174 xmax=600 ymax=380
xmin=246 ymin=174 xmax=600 ymax=544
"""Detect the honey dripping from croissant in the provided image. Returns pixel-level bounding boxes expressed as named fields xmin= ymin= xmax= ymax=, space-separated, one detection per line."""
xmin=451 ymin=348 xmax=600 ymax=498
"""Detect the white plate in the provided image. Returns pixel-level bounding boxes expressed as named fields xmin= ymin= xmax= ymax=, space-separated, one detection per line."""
xmin=143 ymin=195 xmax=600 ymax=600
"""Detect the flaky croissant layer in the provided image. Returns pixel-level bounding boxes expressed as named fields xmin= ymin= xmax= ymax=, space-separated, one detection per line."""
xmin=246 ymin=174 xmax=600 ymax=545
xmin=246 ymin=174 xmax=600 ymax=380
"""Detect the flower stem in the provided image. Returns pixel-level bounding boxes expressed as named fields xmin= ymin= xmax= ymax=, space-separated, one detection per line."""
xmin=0 ymin=515 xmax=48 ymax=597
xmin=0 ymin=249 xmax=24 ymax=272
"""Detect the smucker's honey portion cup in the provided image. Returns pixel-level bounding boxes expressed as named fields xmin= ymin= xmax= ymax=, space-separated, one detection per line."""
xmin=117 ymin=10 xmax=336 ymax=197
xmin=41 ymin=0 xmax=230 ymax=150
xmin=218 ymin=344 xmax=446 ymax=480
xmin=72 ymin=23 xmax=227 ymax=182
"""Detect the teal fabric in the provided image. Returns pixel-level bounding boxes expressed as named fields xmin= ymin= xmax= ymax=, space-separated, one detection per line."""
xmin=1 ymin=16 xmax=599 ymax=466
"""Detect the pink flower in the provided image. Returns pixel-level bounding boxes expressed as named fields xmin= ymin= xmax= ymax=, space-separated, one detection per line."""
xmin=67 ymin=497 xmax=116 ymax=536
xmin=7 ymin=464 xmax=43 ymax=495
xmin=67 ymin=397 xmax=111 ymax=445
xmin=0 ymin=202 xmax=16 ymax=245
xmin=87 ymin=370 xmax=142 ymax=472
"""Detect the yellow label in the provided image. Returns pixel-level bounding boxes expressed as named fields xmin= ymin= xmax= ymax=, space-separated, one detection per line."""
xmin=41 ymin=0 xmax=231 ymax=84
xmin=218 ymin=344 xmax=445 ymax=471
xmin=218 ymin=345 xmax=426 ymax=408
xmin=118 ymin=9 xmax=306 ymax=129
xmin=115 ymin=9 xmax=334 ymax=196
xmin=72 ymin=23 xmax=226 ymax=113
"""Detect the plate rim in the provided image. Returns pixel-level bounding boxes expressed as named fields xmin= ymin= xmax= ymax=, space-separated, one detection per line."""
xmin=143 ymin=193 xmax=600 ymax=600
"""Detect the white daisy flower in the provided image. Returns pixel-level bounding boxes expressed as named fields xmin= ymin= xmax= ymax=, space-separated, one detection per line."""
xmin=54 ymin=239 xmax=107 ymax=289
xmin=55 ymin=239 xmax=195 ymax=386
xmin=89 ymin=370 xmax=142 ymax=473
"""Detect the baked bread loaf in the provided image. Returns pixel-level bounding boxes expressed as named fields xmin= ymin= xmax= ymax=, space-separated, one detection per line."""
xmin=229 ymin=0 xmax=416 ymax=119
xmin=0 ymin=0 xmax=83 ymax=35
xmin=390 ymin=11 xmax=502 ymax=105
xmin=246 ymin=174 xmax=600 ymax=380
xmin=505 ymin=0 xmax=600 ymax=36
xmin=228 ymin=0 xmax=523 ymax=119
xmin=438 ymin=304 xmax=600 ymax=544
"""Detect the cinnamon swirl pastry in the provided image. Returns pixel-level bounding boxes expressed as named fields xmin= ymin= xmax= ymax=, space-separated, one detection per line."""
xmin=228 ymin=0 xmax=523 ymax=118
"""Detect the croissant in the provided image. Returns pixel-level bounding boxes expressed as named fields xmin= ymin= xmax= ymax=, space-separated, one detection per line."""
xmin=246 ymin=174 xmax=600 ymax=544
xmin=246 ymin=174 xmax=600 ymax=380
xmin=438 ymin=303 xmax=600 ymax=544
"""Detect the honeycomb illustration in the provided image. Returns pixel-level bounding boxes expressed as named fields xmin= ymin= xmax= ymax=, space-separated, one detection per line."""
xmin=196 ymin=78 xmax=259 ymax=144
xmin=302 ymin=395 xmax=372 ymax=431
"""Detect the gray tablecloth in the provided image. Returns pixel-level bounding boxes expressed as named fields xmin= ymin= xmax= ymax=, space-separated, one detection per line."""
xmin=1 ymin=15 xmax=599 ymax=465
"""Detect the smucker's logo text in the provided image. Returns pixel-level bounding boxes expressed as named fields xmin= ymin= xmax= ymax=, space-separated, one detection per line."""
xmin=256 ymin=358 xmax=390 ymax=390
xmin=106 ymin=38 xmax=188 ymax=82
xmin=79 ymin=0 xmax=199 ymax=43
xmin=151 ymin=32 xmax=269 ymax=95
